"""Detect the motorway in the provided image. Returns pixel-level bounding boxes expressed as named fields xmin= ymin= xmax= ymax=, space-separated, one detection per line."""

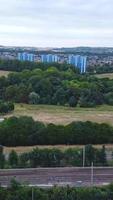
xmin=0 ymin=167 xmax=113 ymax=187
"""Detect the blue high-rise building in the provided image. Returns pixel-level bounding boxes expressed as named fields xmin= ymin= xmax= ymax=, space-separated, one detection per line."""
xmin=80 ymin=56 xmax=87 ymax=73
xmin=68 ymin=55 xmax=87 ymax=73
xmin=18 ymin=53 xmax=34 ymax=62
xmin=27 ymin=54 xmax=34 ymax=62
xmin=41 ymin=55 xmax=47 ymax=63
xmin=18 ymin=53 xmax=24 ymax=61
xmin=41 ymin=54 xmax=58 ymax=63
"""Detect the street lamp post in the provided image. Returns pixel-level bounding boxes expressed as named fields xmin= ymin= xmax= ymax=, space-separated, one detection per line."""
xmin=91 ymin=162 xmax=94 ymax=186
xmin=83 ymin=146 xmax=85 ymax=167
xmin=32 ymin=187 xmax=34 ymax=200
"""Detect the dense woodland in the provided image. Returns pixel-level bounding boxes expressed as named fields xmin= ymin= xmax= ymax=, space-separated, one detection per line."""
xmin=1 ymin=60 xmax=113 ymax=107
xmin=0 ymin=116 xmax=113 ymax=146
xmin=0 ymin=181 xmax=113 ymax=200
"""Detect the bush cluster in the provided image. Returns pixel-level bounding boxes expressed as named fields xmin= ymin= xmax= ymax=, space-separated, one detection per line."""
xmin=0 ymin=101 xmax=14 ymax=113
xmin=0 ymin=182 xmax=113 ymax=200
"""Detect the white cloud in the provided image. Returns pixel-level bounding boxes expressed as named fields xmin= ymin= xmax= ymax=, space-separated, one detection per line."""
xmin=0 ymin=0 xmax=113 ymax=47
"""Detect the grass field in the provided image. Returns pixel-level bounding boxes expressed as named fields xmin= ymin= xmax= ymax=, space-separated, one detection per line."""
xmin=2 ymin=103 xmax=113 ymax=125
xmin=95 ymin=73 xmax=113 ymax=79
xmin=0 ymin=70 xmax=11 ymax=77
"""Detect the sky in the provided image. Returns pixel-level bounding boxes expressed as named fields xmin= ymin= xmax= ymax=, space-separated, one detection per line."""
xmin=0 ymin=0 xmax=113 ymax=47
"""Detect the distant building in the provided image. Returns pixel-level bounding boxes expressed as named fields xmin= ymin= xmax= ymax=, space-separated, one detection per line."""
xmin=27 ymin=53 xmax=35 ymax=62
xmin=41 ymin=54 xmax=59 ymax=63
xmin=41 ymin=55 xmax=47 ymax=63
xmin=80 ymin=56 xmax=87 ymax=73
xmin=17 ymin=52 xmax=87 ymax=73
xmin=68 ymin=55 xmax=87 ymax=73
xmin=18 ymin=53 xmax=34 ymax=62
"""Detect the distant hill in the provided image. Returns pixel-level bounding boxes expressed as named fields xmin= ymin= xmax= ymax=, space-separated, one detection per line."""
xmin=0 ymin=45 xmax=113 ymax=55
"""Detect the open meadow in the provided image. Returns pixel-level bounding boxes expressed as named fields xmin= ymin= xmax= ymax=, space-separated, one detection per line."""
xmin=95 ymin=73 xmax=113 ymax=79
xmin=2 ymin=103 xmax=113 ymax=125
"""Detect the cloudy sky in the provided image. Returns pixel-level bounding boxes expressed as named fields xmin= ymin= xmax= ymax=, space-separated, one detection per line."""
xmin=0 ymin=0 xmax=113 ymax=47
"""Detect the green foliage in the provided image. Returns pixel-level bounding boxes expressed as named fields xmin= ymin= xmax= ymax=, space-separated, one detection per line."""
xmin=85 ymin=144 xmax=95 ymax=166
xmin=9 ymin=150 xmax=18 ymax=168
xmin=88 ymin=64 xmax=113 ymax=74
xmin=28 ymin=148 xmax=63 ymax=167
xmin=79 ymin=88 xmax=104 ymax=107
xmin=0 ymin=145 xmax=5 ymax=169
xmin=0 ymin=101 xmax=14 ymax=113
xmin=29 ymin=92 xmax=40 ymax=104
xmin=97 ymin=145 xmax=107 ymax=166
xmin=0 ymin=184 xmax=113 ymax=200
xmin=2 ymin=146 xmax=108 ymax=169
xmin=0 ymin=117 xmax=113 ymax=146
xmin=69 ymin=96 xmax=78 ymax=107
xmin=0 ymin=59 xmax=73 ymax=72
xmin=16 ymin=145 xmax=107 ymax=168
xmin=0 ymin=62 xmax=113 ymax=107
xmin=104 ymin=92 xmax=113 ymax=105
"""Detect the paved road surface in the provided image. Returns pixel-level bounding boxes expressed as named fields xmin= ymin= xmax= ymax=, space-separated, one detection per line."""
xmin=0 ymin=167 xmax=113 ymax=187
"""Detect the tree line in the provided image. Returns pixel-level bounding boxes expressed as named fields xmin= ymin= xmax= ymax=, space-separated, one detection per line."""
xmin=0 ymin=116 xmax=113 ymax=146
xmin=0 ymin=181 xmax=113 ymax=200
xmin=0 ymin=145 xmax=107 ymax=169
xmin=0 ymin=59 xmax=75 ymax=72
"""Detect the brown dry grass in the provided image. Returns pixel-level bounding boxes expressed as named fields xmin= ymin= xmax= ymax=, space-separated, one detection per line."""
xmin=95 ymin=73 xmax=113 ymax=79
xmin=2 ymin=103 xmax=113 ymax=125
xmin=0 ymin=70 xmax=11 ymax=77
xmin=4 ymin=144 xmax=113 ymax=155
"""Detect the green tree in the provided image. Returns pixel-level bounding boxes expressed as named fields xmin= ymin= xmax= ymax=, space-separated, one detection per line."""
xmin=0 ymin=145 xmax=5 ymax=169
xmin=29 ymin=92 xmax=40 ymax=104
xmin=69 ymin=96 xmax=78 ymax=107
xmin=98 ymin=145 xmax=107 ymax=166
xmin=9 ymin=150 xmax=18 ymax=168
xmin=85 ymin=145 xmax=95 ymax=166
